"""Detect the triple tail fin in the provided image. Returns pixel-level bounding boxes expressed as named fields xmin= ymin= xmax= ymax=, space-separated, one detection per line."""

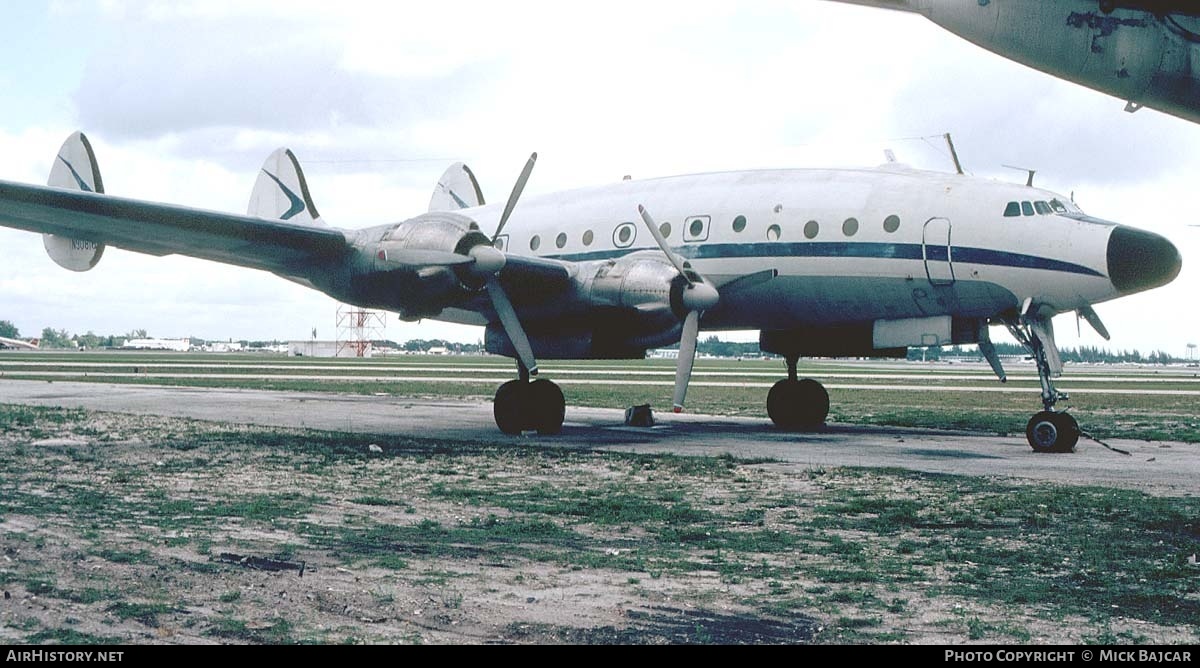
xmin=248 ymin=148 xmax=324 ymax=225
xmin=44 ymin=131 xmax=106 ymax=271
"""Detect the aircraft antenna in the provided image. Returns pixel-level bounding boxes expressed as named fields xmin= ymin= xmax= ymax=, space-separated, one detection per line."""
xmin=1002 ymin=164 xmax=1037 ymax=187
xmin=943 ymin=133 xmax=964 ymax=175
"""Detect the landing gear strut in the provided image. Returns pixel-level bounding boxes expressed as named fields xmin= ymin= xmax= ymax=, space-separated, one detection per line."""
xmin=492 ymin=363 xmax=565 ymax=435
xmin=767 ymin=355 xmax=829 ymax=430
xmin=1005 ymin=315 xmax=1079 ymax=453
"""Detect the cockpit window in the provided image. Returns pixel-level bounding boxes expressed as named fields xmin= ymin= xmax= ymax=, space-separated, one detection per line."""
xmin=1021 ymin=201 xmax=1035 ymax=216
xmin=1034 ymin=201 xmax=1051 ymax=215
xmin=1049 ymin=199 xmax=1068 ymax=214
xmin=1004 ymin=202 xmax=1021 ymax=217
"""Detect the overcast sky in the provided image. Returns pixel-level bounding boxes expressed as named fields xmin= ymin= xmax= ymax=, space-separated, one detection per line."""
xmin=1 ymin=0 xmax=1197 ymax=355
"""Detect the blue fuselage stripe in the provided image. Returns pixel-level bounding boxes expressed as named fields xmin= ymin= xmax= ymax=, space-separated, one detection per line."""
xmin=546 ymin=242 xmax=1104 ymax=277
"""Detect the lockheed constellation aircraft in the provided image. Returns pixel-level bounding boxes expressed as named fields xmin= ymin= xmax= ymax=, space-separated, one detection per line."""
xmin=0 ymin=132 xmax=1181 ymax=452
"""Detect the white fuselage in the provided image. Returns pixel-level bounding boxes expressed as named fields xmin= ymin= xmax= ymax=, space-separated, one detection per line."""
xmin=438 ymin=165 xmax=1120 ymax=332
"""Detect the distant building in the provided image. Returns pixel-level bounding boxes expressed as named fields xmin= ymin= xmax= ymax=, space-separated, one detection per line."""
xmin=203 ymin=341 xmax=245 ymax=353
xmin=289 ymin=340 xmax=372 ymax=358
xmin=122 ymin=338 xmax=191 ymax=352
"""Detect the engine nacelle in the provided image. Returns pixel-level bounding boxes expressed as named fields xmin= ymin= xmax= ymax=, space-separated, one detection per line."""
xmin=372 ymin=211 xmax=489 ymax=271
xmin=583 ymin=251 xmax=679 ymax=314
xmin=348 ymin=211 xmax=492 ymax=320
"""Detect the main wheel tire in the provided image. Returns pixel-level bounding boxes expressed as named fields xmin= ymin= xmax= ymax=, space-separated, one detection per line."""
xmin=1026 ymin=410 xmax=1079 ymax=453
xmin=493 ymin=380 xmax=528 ymax=435
xmin=796 ymin=378 xmax=830 ymax=429
xmin=528 ymin=379 xmax=565 ymax=435
xmin=767 ymin=378 xmax=829 ymax=431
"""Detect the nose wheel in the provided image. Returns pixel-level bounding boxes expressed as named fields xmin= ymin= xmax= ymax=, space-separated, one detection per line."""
xmin=493 ymin=378 xmax=565 ymax=435
xmin=1004 ymin=313 xmax=1081 ymax=453
xmin=1026 ymin=410 xmax=1079 ymax=453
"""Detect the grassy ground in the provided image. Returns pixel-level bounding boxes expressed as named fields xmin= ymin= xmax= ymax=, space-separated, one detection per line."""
xmin=0 ymin=404 xmax=1196 ymax=644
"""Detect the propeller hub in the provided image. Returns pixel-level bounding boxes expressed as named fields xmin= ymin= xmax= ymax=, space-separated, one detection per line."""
xmin=680 ymin=282 xmax=719 ymax=312
xmin=469 ymin=244 xmax=507 ymax=275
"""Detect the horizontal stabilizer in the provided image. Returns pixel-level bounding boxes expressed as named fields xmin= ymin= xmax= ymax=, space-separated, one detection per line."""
xmin=44 ymin=132 xmax=106 ymax=272
xmin=429 ymin=162 xmax=484 ymax=212
xmin=248 ymin=148 xmax=324 ymax=225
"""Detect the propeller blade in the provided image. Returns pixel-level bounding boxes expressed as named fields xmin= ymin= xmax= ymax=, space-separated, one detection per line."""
xmin=637 ymin=205 xmax=692 ymax=284
xmin=376 ymin=248 xmax=474 ymax=266
xmin=1077 ymin=305 xmax=1111 ymax=341
xmin=487 ymin=276 xmax=538 ymax=375
xmin=673 ymin=310 xmax=701 ymax=412
xmin=492 ymin=152 xmax=537 ymax=242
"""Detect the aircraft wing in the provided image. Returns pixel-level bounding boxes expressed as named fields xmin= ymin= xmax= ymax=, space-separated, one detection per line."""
xmin=0 ymin=179 xmax=349 ymax=276
xmin=0 ymin=336 xmax=38 ymax=350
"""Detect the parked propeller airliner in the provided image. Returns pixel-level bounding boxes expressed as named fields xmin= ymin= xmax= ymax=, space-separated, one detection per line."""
xmin=0 ymin=133 xmax=1182 ymax=451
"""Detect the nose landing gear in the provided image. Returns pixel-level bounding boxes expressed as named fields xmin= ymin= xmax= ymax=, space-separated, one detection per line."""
xmin=1003 ymin=311 xmax=1079 ymax=453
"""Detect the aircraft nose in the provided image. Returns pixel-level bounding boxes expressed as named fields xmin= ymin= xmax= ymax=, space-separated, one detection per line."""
xmin=1107 ymin=226 xmax=1182 ymax=294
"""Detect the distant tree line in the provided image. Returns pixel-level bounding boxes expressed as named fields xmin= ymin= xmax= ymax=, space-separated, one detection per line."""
xmin=0 ymin=320 xmax=1187 ymax=363
xmin=915 ymin=342 xmax=1184 ymax=365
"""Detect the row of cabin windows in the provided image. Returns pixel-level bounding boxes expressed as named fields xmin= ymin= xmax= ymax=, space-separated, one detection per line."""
xmin=520 ymin=214 xmax=905 ymax=252
xmin=1004 ymin=199 xmax=1068 ymax=217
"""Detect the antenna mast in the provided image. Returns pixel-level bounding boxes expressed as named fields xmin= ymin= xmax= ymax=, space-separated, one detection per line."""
xmin=944 ymin=132 xmax=964 ymax=175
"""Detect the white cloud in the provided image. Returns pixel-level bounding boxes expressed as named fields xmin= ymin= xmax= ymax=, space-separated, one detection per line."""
xmin=1 ymin=0 xmax=1195 ymax=353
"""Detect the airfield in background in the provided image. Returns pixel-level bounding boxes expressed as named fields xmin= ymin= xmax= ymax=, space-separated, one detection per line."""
xmin=1 ymin=351 xmax=1196 ymax=496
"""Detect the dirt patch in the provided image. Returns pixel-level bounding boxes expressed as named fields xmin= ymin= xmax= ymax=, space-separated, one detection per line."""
xmin=0 ymin=405 xmax=1196 ymax=645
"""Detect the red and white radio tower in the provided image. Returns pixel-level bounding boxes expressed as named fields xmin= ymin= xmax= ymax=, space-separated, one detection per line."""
xmin=335 ymin=304 xmax=385 ymax=358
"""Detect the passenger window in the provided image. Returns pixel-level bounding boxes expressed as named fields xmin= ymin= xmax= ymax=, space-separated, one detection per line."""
xmin=767 ymin=224 xmax=782 ymax=241
xmin=732 ymin=215 xmax=747 ymax=233
xmin=803 ymin=220 xmax=819 ymax=239
xmin=883 ymin=214 xmax=900 ymax=233
xmin=613 ymin=223 xmax=636 ymax=248
xmin=1004 ymin=202 xmax=1021 ymax=217
xmin=659 ymin=222 xmax=671 ymax=238
xmin=842 ymin=217 xmax=859 ymax=237
xmin=1021 ymin=201 xmax=1035 ymax=216
xmin=582 ymin=229 xmax=594 ymax=246
xmin=494 ymin=235 xmax=509 ymax=251
xmin=1034 ymin=201 xmax=1051 ymax=215
xmin=555 ymin=232 xmax=567 ymax=249
xmin=530 ymin=235 xmax=541 ymax=251
xmin=684 ymin=215 xmax=710 ymax=242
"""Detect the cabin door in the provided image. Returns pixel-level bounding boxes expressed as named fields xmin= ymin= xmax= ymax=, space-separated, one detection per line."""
xmin=922 ymin=217 xmax=955 ymax=286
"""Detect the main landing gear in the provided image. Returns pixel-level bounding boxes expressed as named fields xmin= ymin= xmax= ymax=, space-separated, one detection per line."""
xmin=492 ymin=364 xmax=565 ymax=435
xmin=1003 ymin=315 xmax=1079 ymax=453
xmin=767 ymin=355 xmax=829 ymax=431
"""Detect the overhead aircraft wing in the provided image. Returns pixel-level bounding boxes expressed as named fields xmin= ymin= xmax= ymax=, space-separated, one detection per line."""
xmin=0 ymin=180 xmax=349 ymax=276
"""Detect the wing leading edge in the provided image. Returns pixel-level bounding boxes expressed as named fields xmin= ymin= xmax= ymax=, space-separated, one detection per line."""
xmin=0 ymin=180 xmax=349 ymax=276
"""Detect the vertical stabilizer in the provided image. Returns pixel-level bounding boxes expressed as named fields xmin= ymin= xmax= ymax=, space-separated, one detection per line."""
xmin=248 ymin=148 xmax=324 ymax=225
xmin=44 ymin=132 xmax=106 ymax=271
xmin=429 ymin=162 xmax=484 ymax=212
